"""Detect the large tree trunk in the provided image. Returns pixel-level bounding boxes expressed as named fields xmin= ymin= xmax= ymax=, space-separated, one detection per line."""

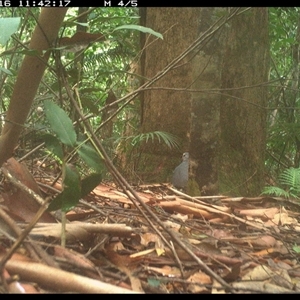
xmin=139 ymin=8 xmax=269 ymax=196
xmin=189 ymin=8 xmax=227 ymax=195
xmin=219 ymin=8 xmax=269 ymax=196
xmin=138 ymin=7 xmax=201 ymax=183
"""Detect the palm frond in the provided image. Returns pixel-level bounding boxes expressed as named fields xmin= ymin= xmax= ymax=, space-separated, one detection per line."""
xmin=120 ymin=130 xmax=180 ymax=150
xmin=82 ymin=45 xmax=135 ymax=71
xmin=130 ymin=131 xmax=180 ymax=150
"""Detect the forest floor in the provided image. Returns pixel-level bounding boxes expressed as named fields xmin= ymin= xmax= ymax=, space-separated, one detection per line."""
xmin=0 ymin=157 xmax=300 ymax=293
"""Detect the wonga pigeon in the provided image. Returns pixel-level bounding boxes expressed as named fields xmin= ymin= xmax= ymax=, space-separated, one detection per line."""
xmin=172 ymin=152 xmax=189 ymax=190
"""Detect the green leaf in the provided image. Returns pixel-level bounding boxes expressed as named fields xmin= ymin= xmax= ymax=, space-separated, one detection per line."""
xmin=0 ymin=67 xmax=13 ymax=75
xmin=47 ymin=190 xmax=64 ymax=211
xmin=114 ymin=25 xmax=163 ymax=40
xmin=1 ymin=49 xmax=40 ymax=57
xmin=44 ymin=100 xmax=77 ymax=147
xmin=77 ymin=143 xmax=104 ymax=173
xmin=42 ymin=133 xmax=64 ymax=161
xmin=0 ymin=17 xmax=21 ymax=45
xmin=80 ymin=173 xmax=102 ymax=198
xmin=48 ymin=164 xmax=81 ymax=212
xmin=293 ymin=244 xmax=300 ymax=253
xmin=63 ymin=164 xmax=81 ymax=193
xmin=147 ymin=278 xmax=161 ymax=288
xmin=17 ymin=49 xmax=41 ymax=56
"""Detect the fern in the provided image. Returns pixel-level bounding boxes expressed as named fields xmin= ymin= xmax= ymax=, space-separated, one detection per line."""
xmin=262 ymin=167 xmax=300 ymax=199
xmin=261 ymin=186 xmax=291 ymax=198
xmin=279 ymin=168 xmax=300 ymax=193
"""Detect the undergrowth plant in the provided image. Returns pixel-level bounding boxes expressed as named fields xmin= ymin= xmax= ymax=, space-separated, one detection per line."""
xmin=262 ymin=167 xmax=300 ymax=200
xmin=43 ymin=100 xmax=105 ymax=246
xmin=43 ymin=100 xmax=104 ymax=212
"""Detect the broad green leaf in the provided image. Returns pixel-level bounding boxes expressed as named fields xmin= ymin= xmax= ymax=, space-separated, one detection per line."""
xmin=0 ymin=67 xmax=13 ymax=75
xmin=0 ymin=17 xmax=21 ymax=45
xmin=44 ymin=100 xmax=77 ymax=147
xmin=77 ymin=143 xmax=104 ymax=173
xmin=114 ymin=25 xmax=163 ymax=40
xmin=47 ymin=189 xmax=65 ymax=211
xmin=80 ymin=173 xmax=102 ymax=198
xmin=48 ymin=164 xmax=81 ymax=212
xmin=64 ymin=164 xmax=80 ymax=188
xmin=42 ymin=133 xmax=64 ymax=161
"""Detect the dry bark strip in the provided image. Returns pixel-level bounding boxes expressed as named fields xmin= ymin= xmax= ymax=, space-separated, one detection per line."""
xmin=4 ymin=258 xmax=142 ymax=293
xmin=28 ymin=222 xmax=135 ymax=241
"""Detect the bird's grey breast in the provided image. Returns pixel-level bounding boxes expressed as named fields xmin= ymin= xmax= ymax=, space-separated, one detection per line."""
xmin=172 ymin=152 xmax=189 ymax=189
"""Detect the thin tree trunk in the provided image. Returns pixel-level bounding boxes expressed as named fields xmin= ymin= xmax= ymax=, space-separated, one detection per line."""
xmin=0 ymin=8 xmax=68 ymax=166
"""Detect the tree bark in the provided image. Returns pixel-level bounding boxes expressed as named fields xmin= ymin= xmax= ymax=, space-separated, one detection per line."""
xmin=219 ymin=8 xmax=269 ymax=196
xmin=136 ymin=8 xmax=269 ymax=197
xmin=139 ymin=7 xmax=200 ymax=183
xmin=189 ymin=8 xmax=227 ymax=195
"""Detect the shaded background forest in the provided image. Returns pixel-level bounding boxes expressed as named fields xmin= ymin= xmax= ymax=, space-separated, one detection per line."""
xmin=0 ymin=7 xmax=300 ymax=200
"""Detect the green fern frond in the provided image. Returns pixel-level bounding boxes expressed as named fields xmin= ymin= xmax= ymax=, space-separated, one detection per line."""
xmin=279 ymin=167 xmax=300 ymax=189
xmin=261 ymin=186 xmax=290 ymax=198
xmin=262 ymin=167 xmax=300 ymax=200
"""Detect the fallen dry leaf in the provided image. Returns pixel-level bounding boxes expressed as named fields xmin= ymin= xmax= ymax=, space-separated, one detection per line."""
xmin=146 ymin=265 xmax=182 ymax=277
xmin=187 ymin=271 xmax=211 ymax=293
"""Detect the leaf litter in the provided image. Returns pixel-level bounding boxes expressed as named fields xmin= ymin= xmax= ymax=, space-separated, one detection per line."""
xmin=0 ymin=159 xmax=300 ymax=293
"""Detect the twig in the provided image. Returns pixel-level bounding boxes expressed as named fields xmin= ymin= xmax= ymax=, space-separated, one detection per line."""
xmin=18 ymin=142 xmax=45 ymax=162
xmin=2 ymin=166 xmax=46 ymax=207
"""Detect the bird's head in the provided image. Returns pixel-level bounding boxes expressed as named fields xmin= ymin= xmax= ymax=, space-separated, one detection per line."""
xmin=182 ymin=152 xmax=189 ymax=161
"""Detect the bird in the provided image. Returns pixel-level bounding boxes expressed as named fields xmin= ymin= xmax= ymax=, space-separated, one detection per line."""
xmin=172 ymin=152 xmax=189 ymax=190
